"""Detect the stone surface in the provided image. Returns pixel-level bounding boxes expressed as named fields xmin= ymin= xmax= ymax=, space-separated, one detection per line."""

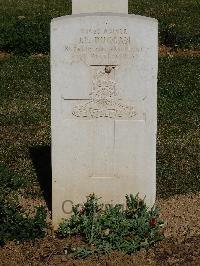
xmin=51 ymin=13 xmax=158 ymax=228
xmin=72 ymin=0 xmax=128 ymax=14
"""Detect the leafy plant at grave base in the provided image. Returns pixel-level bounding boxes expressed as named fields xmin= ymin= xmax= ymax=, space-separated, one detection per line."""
xmin=58 ymin=193 xmax=164 ymax=259
xmin=0 ymin=164 xmax=47 ymax=246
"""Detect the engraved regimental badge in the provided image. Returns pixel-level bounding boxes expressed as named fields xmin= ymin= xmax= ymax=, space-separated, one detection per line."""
xmin=72 ymin=66 xmax=136 ymax=119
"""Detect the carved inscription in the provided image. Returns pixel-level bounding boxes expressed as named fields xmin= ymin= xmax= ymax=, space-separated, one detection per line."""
xmin=65 ymin=25 xmax=135 ymax=65
xmin=66 ymin=25 xmax=136 ymax=118
xmin=72 ymin=67 xmax=136 ymax=119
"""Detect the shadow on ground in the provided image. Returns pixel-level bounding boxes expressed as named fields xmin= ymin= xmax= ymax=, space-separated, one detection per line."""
xmin=29 ymin=146 xmax=52 ymax=211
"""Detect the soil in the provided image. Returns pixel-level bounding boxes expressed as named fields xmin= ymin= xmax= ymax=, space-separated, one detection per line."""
xmin=0 ymin=52 xmax=10 ymax=60
xmin=1 ymin=193 xmax=200 ymax=266
xmin=158 ymin=45 xmax=200 ymax=56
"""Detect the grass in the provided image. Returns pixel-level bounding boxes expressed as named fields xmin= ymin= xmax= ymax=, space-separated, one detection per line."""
xmin=0 ymin=0 xmax=199 ymax=55
xmin=0 ymin=0 xmax=72 ymax=55
xmin=0 ymin=56 xmax=50 ymax=187
xmin=0 ymin=164 xmax=47 ymax=246
xmin=0 ymin=55 xmax=199 ymax=200
xmin=0 ymin=56 xmax=49 ymax=245
xmin=157 ymin=56 xmax=200 ymax=197
xmin=129 ymin=0 xmax=200 ymax=50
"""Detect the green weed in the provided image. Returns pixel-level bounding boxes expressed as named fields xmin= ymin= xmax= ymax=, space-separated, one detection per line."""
xmin=58 ymin=194 xmax=164 ymax=259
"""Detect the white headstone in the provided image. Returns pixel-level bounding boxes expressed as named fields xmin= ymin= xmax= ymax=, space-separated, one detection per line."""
xmin=51 ymin=1 xmax=158 ymax=228
xmin=73 ymin=0 xmax=128 ymax=14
